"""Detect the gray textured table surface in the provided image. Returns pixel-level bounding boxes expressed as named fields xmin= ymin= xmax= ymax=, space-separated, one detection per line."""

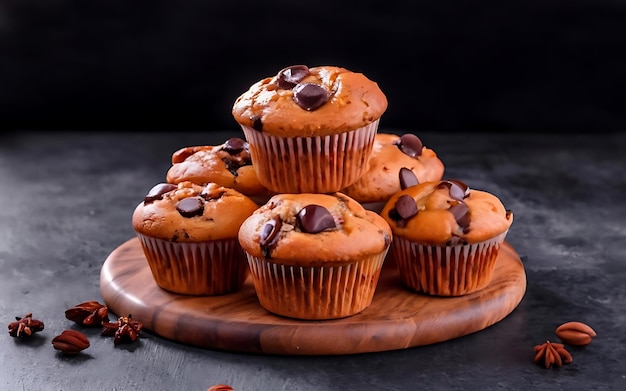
xmin=1 ymin=130 xmax=624 ymax=391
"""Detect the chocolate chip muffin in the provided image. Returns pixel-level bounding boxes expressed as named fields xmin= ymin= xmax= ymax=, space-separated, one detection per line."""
xmin=380 ymin=180 xmax=513 ymax=296
xmin=341 ymin=133 xmax=445 ymax=212
xmin=238 ymin=192 xmax=392 ymax=320
xmin=232 ymin=65 xmax=388 ymax=193
xmin=132 ymin=181 xmax=259 ymax=296
xmin=166 ymin=137 xmax=273 ymax=205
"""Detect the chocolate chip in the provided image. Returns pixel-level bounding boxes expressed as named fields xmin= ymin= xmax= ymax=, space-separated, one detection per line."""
xmin=383 ymin=231 xmax=392 ymax=248
xmin=438 ymin=180 xmax=470 ymax=201
xmin=296 ymin=204 xmax=336 ymax=234
xmin=387 ymin=195 xmax=418 ymax=228
xmin=293 ymin=83 xmax=329 ymax=111
xmin=394 ymin=194 xmax=418 ymax=220
xmin=222 ymin=137 xmax=246 ymax=154
xmin=395 ymin=134 xmax=423 ymax=157
xmin=176 ymin=196 xmax=205 ymax=218
xmin=259 ymin=216 xmax=282 ymax=257
xmin=448 ymin=179 xmax=470 ymax=197
xmin=144 ymin=183 xmax=177 ymax=203
xmin=251 ymin=115 xmax=263 ymax=132
xmin=399 ymin=167 xmax=419 ymax=190
xmin=276 ymin=65 xmax=310 ymax=89
xmin=222 ymin=158 xmax=242 ymax=176
xmin=200 ymin=189 xmax=225 ymax=201
xmin=448 ymin=202 xmax=470 ymax=232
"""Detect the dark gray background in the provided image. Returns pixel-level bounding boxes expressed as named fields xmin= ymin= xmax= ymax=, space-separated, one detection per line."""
xmin=1 ymin=0 xmax=624 ymax=132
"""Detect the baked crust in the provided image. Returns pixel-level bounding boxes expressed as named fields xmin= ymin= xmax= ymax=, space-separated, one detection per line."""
xmin=166 ymin=142 xmax=272 ymax=199
xmin=342 ymin=133 xmax=445 ymax=203
xmin=238 ymin=192 xmax=392 ymax=265
xmin=232 ymin=66 xmax=388 ymax=137
xmin=381 ymin=181 xmax=513 ymax=245
xmin=132 ymin=181 xmax=259 ymax=241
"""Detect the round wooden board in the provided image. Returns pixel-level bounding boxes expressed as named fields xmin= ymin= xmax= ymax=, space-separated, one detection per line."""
xmin=100 ymin=238 xmax=526 ymax=355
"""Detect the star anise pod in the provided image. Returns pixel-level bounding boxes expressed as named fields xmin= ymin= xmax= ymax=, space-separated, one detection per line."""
xmin=533 ymin=340 xmax=573 ymax=368
xmin=65 ymin=301 xmax=110 ymax=327
xmin=8 ymin=313 xmax=45 ymax=338
xmin=101 ymin=314 xmax=142 ymax=345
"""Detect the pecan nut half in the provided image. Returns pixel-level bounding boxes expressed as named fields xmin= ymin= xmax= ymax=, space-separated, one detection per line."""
xmin=207 ymin=385 xmax=234 ymax=391
xmin=51 ymin=330 xmax=90 ymax=355
xmin=555 ymin=321 xmax=597 ymax=346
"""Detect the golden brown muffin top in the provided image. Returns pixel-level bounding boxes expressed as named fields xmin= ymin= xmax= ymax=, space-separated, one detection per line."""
xmin=381 ymin=180 xmax=513 ymax=245
xmin=232 ymin=65 xmax=388 ymax=137
xmin=341 ymin=133 xmax=445 ymax=203
xmin=165 ymin=137 xmax=273 ymax=201
xmin=132 ymin=181 xmax=259 ymax=242
xmin=238 ymin=192 xmax=392 ymax=265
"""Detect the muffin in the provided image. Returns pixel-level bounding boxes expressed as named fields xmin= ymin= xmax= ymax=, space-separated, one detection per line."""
xmin=341 ymin=132 xmax=445 ymax=212
xmin=232 ymin=65 xmax=388 ymax=193
xmin=166 ymin=137 xmax=274 ymax=205
xmin=238 ymin=192 xmax=392 ymax=320
xmin=380 ymin=180 xmax=513 ymax=296
xmin=132 ymin=181 xmax=259 ymax=295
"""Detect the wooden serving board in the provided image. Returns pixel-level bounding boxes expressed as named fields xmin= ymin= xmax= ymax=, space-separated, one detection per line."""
xmin=100 ymin=238 xmax=526 ymax=355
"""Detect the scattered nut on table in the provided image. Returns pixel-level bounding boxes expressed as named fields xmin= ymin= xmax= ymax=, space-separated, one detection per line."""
xmin=533 ymin=340 xmax=573 ymax=368
xmin=51 ymin=330 xmax=90 ymax=355
xmin=8 ymin=313 xmax=45 ymax=338
xmin=65 ymin=301 xmax=110 ymax=327
xmin=207 ymin=385 xmax=234 ymax=391
xmin=555 ymin=321 xmax=596 ymax=346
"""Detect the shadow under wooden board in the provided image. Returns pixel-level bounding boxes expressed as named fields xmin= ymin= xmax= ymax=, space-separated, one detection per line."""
xmin=100 ymin=237 xmax=527 ymax=355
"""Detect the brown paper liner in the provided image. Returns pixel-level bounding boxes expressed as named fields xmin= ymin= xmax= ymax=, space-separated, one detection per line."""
xmin=245 ymin=250 xmax=388 ymax=320
xmin=392 ymin=231 xmax=509 ymax=296
xmin=241 ymin=121 xmax=379 ymax=193
xmin=136 ymin=234 xmax=249 ymax=296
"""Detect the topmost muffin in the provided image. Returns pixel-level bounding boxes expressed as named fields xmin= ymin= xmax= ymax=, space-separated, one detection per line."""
xmin=232 ymin=65 xmax=388 ymax=137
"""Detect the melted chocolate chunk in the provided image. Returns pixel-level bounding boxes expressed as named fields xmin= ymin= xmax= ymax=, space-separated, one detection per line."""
xmin=448 ymin=179 xmax=470 ymax=197
xmin=277 ymin=65 xmax=310 ymax=89
xmin=296 ymin=204 xmax=336 ymax=234
xmin=293 ymin=83 xmax=329 ymax=111
xmin=388 ymin=194 xmax=418 ymax=227
xmin=259 ymin=216 xmax=282 ymax=257
xmin=251 ymin=115 xmax=263 ymax=132
xmin=222 ymin=137 xmax=246 ymax=154
xmin=448 ymin=202 xmax=471 ymax=232
xmin=222 ymin=158 xmax=243 ymax=176
xmin=200 ymin=188 xmax=225 ymax=201
xmin=399 ymin=167 xmax=419 ymax=190
xmin=144 ymin=183 xmax=177 ymax=203
xmin=438 ymin=180 xmax=470 ymax=201
xmin=395 ymin=195 xmax=419 ymax=219
xmin=176 ymin=196 xmax=205 ymax=218
xmin=395 ymin=134 xmax=423 ymax=157
xmin=221 ymin=138 xmax=251 ymax=175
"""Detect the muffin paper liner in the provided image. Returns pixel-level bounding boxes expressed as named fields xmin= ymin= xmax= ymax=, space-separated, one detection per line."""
xmin=245 ymin=250 xmax=388 ymax=320
xmin=241 ymin=120 xmax=379 ymax=193
xmin=137 ymin=234 xmax=249 ymax=296
xmin=392 ymin=231 xmax=509 ymax=296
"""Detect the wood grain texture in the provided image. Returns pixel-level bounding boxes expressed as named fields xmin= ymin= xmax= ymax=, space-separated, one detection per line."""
xmin=100 ymin=237 xmax=526 ymax=355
